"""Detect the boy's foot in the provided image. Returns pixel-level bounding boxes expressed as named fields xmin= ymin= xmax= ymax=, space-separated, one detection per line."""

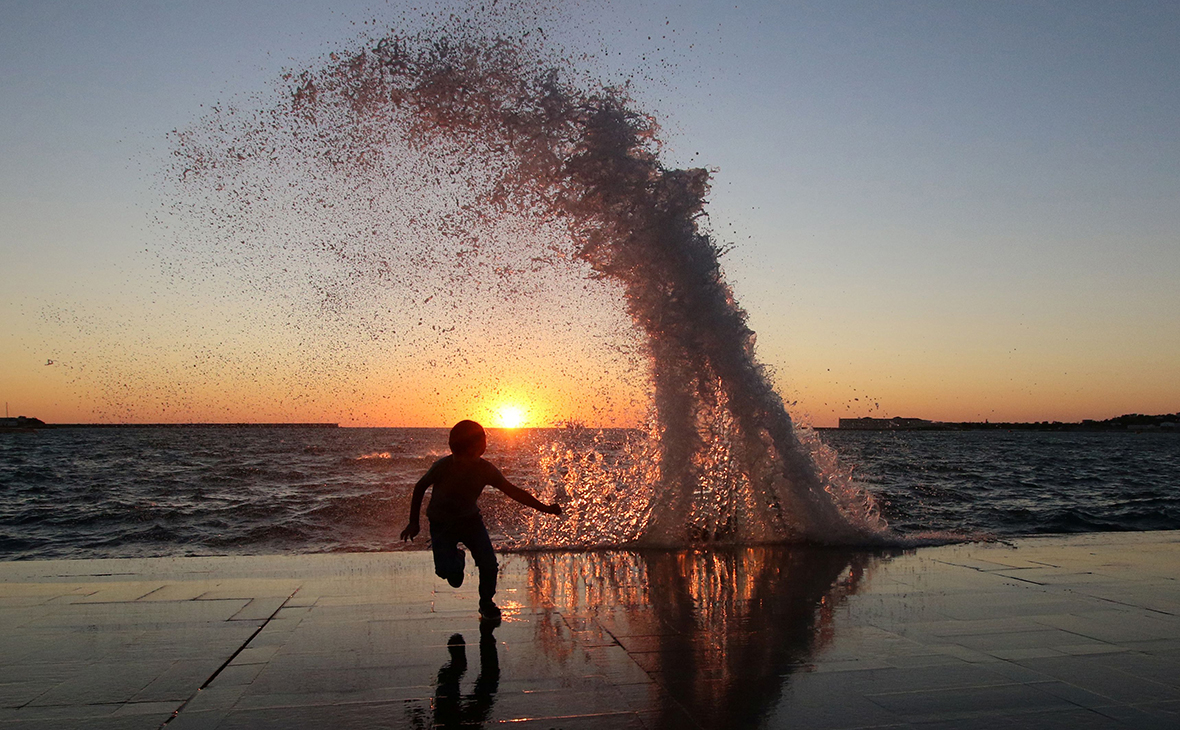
xmin=478 ymin=601 xmax=501 ymax=624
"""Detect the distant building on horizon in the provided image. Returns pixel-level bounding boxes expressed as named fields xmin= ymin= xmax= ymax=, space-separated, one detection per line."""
xmin=0 ymin=416 xmax=46 ymax=432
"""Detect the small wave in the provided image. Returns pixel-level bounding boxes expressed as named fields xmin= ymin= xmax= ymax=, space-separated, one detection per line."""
xmin=356 ymin=451 xmax=393 ymax=460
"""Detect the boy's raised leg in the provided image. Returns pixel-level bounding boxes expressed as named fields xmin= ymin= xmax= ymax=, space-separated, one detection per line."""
xmin=430 ymin=523 xmax=465 ymax=588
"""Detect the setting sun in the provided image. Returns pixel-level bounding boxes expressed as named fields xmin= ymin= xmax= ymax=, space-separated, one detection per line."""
xmin=493 ymin=403 xmax=527 ymax=429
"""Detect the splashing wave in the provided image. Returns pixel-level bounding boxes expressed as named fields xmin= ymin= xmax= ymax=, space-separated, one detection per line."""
xmin=170 ymin=9 xmax=897 ymax=546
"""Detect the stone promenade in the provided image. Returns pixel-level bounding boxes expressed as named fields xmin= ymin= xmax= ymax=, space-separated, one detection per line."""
xmin=2 ymin=532 xmax=1179 ymax=728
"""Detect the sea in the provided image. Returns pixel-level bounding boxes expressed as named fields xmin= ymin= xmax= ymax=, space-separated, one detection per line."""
xmin=1 ymin=426 xmax=1177 ymax=560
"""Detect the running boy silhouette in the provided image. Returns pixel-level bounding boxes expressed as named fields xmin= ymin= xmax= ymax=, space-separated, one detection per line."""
xmin=401 ymin=420 xmax=561 ymax=622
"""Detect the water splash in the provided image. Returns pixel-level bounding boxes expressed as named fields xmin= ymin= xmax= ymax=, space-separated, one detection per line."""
xmin=169 ymin=7 xmax=892 ymax=546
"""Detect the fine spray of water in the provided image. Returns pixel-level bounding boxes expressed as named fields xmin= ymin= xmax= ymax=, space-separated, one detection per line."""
xmin=170 ymin=10 xmax=893 ymax=547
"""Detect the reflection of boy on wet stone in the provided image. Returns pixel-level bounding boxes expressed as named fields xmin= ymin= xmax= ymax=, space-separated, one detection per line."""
xmin=401 ymin=420 xmax=561 ymax=622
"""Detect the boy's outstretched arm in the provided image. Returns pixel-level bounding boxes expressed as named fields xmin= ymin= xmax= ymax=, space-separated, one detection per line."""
xmin=400 ymin=473 xmax=432 ymax=541
xmin=493 ymin=472 xmax=561 ymax=515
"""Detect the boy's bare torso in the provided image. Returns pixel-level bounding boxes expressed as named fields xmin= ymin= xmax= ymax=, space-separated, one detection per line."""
xmin=424 ymin=455 xmax=508 ymax=522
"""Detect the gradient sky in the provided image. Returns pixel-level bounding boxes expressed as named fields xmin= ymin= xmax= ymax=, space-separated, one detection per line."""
xmin=2 ymin=0 xmax=1177 ymax=427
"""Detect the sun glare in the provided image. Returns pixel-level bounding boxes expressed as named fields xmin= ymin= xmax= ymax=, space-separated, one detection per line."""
xmin=494 ymin=403 xmax=527 ymax=429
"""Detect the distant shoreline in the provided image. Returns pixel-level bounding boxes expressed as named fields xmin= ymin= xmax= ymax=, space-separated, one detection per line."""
xmin=824 ymin=414 xmax=1179 ymax=433
xmin=815 ymin=424 xmax=1178 ymax=432
xmin=39 ymin=422 xmax=339 ymax=429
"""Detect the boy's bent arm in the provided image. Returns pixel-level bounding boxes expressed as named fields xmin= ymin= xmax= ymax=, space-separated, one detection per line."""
xmin=491 ymin=468 xmax=561 ymax=515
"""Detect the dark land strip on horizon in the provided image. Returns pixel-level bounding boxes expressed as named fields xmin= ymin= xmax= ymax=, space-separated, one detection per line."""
xmin=828 ymin=413 xmax=1180 ymax=432
xmin=0 ymin=419 xmax=338 ymax=429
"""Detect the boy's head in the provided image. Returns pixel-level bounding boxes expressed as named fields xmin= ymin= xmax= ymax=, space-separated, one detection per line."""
xmin=449 ymin=420 xmax=486 ymax=456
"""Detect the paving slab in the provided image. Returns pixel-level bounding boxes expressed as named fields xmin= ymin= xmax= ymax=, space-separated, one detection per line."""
xmin=1 ymin=531 xmax=1178 ymax=728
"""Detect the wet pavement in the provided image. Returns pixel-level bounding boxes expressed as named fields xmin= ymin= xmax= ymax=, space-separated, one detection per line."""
xmin=1 ymin=531 xmax=1179 ymax=729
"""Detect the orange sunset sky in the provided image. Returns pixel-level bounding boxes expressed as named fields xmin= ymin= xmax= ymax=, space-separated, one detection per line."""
xmin=2 ymin=1 xmax=1178 ymax=428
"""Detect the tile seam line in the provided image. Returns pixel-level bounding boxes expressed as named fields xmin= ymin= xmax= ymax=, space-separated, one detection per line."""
xmin=158 ymin=585 xmax=301 ymax=728
xmin=589 ymin=618 xmax=706 ymax=730
xmin=136 ymin=585 xmax=169 ymax=601
xmin=1055 ymin=588 xmax=1177 ymax=617
xmin=939 ymin=562 xmax=1178 ymax=612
